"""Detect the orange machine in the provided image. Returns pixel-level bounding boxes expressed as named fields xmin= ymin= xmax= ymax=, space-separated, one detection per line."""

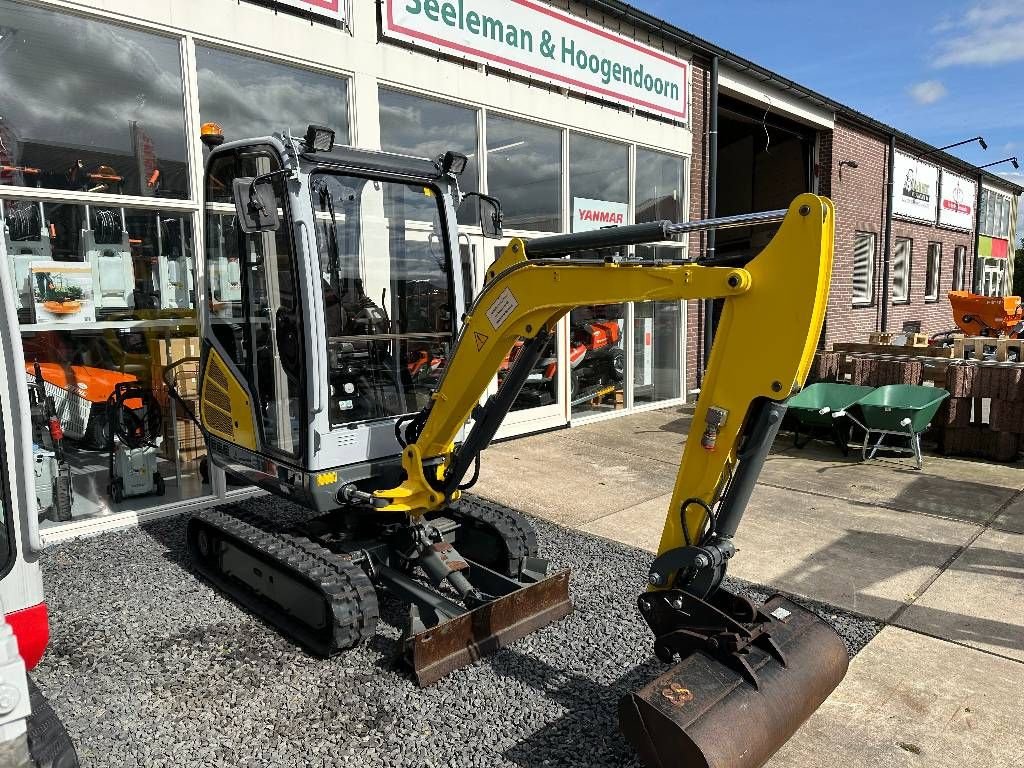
xmin=948 ymin=290 xmax=1024 ymax=338
xmin=25 ymin=362 xmax=139 ymax=448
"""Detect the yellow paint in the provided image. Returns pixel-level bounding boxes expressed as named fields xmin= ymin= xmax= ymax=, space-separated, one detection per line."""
xmin=375 ymin=196 xmax=833 ymax=527
xmin=316 ymin=471 xmax=339 ymax=486
xmin=199 ymin=347 xmax=258 ymax=451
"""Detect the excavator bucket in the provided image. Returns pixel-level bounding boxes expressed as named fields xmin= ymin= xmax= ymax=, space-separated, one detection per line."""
xmin=619 ymin=595 xmax=848 ymax=768
xmin=407 ymin=569 xmax=572 ymax=686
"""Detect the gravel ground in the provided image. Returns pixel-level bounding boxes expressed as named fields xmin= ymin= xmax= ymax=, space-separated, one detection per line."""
xmin=35 ymin=495 xmax=882 ymax=768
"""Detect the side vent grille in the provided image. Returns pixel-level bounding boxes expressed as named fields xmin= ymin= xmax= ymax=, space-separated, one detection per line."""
xmin=203 ymin=354 xmax=235 ymax=439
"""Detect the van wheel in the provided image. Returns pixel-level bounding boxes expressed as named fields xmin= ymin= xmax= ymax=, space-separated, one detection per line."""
xmin=27 ymin=677 xmax=80 ymax=768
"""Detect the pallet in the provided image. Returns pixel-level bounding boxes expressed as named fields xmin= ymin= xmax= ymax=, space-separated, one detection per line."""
xmin=834 ymin=343 xmax=953 ymax=359
xmin=952 ymin=336 xmax=1024 ymax=362
xmin=867 ymin=332 xmax=929 ymax=347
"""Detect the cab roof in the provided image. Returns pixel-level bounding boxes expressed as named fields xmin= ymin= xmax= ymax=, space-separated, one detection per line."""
xmin=298 ymin=145 xmax=443 ymax=180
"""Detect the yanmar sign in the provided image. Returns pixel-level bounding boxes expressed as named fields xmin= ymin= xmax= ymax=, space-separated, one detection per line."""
xmin=573 ymin=197 xmax=628 ymax=232
xmin=383 ymin=0 xmax=689 ymax=121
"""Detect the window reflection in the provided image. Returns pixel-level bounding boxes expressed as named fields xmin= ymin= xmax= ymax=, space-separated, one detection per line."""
xmin=569 ymin=134 xmax=628 ymax=204
xmin=378 ymin=89 xmax=479 ymax=223
xmin=636 ymin=148 xmax=686 ymax=260
xmin=196 ymin=46 xmax=350 ymax=146
xmin=486 ymin=115 xmax=561 ymax=232
xmin=0 ymin=0 xmax=190 ymax=198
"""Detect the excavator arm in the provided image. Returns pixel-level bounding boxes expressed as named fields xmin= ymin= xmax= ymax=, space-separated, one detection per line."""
xmin=375 ymin=194 xmax=847 ymax=768
xmin=377 ymin=193 xmax=833 ymax=543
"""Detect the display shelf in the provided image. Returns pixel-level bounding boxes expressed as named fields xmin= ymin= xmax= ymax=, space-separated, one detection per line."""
xmin=20 ymin=317 xmax=198 ymax=332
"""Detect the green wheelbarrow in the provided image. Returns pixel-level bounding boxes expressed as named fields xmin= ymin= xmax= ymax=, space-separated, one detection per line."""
xmin=787 ymin=383 xmax=875 ymax=455
xmin=845 ymin=385 xmax=950 ymax=469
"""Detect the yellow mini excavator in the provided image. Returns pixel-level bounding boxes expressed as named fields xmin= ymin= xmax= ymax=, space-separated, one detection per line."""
xmin=180 ymin=123 xmax=845 ymax=768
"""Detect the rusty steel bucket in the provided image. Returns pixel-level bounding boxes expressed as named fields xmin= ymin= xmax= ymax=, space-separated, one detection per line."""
xmin=619 ymin=595 xmax=849 ymax=768
xmin=407 ymin=569 xmax=572 ymax=686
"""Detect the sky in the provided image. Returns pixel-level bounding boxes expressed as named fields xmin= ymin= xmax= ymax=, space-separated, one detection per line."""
xmin=634 ymin=0 xmax=1024 ymax=237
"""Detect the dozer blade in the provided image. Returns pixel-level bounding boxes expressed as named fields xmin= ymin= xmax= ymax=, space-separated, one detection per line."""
xmin=407 ymin=569 xmax=572 ymax=686
xmin=619 ymin=595 xmax=848 ymax=768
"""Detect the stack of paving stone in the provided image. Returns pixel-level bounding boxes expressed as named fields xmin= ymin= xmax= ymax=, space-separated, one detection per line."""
xmin=809 ymin=351 xmax=841 ymax=383
xmin=939 ymin=363 xmax=1024 ymax=462
xmin=849 ymin=358 xmax=923 ymax=387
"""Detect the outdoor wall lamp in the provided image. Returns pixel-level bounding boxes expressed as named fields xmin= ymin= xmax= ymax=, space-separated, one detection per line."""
xmin=838 ymin=159 xmax=859 ymax=180
xmin=979 ymin=157 xmax=1019 ymax=170
xmin=919 ymin=136 xmax=988 ymax=159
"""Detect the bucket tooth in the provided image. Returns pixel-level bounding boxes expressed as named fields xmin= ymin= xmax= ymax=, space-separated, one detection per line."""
xmin=406 ymin=569 xmax=572 ymax=686
xmin=620 ymin=595 xmax=849 ymax=768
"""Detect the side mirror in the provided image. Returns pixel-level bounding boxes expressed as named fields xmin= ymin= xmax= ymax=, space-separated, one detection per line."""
xmin=233 ymin=177 xmax=280 ymax=234
xmin=460 ymin=192 xmax=503 ymax=239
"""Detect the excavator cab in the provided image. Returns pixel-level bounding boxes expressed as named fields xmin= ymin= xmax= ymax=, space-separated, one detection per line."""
xmin=191 ymin=124 xmax=848 ymax=768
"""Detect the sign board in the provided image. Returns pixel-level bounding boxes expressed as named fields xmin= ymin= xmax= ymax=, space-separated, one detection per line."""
xmin=246 ymin=0 xmax=344 ymax=22
xmin=572 ymin=197 xmax=628 ymax=232
xmin=892 ymin=150 xmax=938 ymax=222
xmin=938 ymin=170 xmax=976 ymax=231
xmin=30 ymin=261 xmax=96 ymax=324
xmin=383 ymin=0 xmax=689 ymax=121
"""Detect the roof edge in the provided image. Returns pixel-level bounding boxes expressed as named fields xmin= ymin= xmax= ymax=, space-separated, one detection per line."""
xmin=578 ymin=0 xmax=1023 ymax=195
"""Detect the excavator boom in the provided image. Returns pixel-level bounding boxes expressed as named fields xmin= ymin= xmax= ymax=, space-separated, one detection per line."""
xmin=377 ymin=194 xmax=844 ymax=768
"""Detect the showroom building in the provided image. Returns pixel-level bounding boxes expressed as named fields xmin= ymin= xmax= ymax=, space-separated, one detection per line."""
xmin=0 ymin=0 xmax=1020 ymax=537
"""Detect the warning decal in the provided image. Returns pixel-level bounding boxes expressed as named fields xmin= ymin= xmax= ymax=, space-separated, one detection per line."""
xmin=486 ymin=287 xmax=519 ymax=330
xmin=474 ymin=331 xmax=489 ymax=351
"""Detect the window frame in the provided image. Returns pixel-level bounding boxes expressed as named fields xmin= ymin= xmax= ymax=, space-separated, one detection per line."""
xmin=892 ymin=237 xmax=913 ymax=304
xmin=925 ymin=242 xmax=942 ymax=302
xmin=852 ymin=231 xmax=876 ymax=307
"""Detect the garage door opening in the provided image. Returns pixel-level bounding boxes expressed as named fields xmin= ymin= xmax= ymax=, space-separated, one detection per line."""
xmin=714 ymin=94 xmax=817 ymax=260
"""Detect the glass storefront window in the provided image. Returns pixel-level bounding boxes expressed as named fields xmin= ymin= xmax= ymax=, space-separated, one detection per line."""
xmin=636 ymin=148 xmax=686 ymax=260
xmin=196 ymin=46 xmax=350 ymax=146
xmin=3 ymin=197 xmax=202 ymax=527
xmin=3 ymin=200 xmax=195 ymax=324
xmin=569 ymin=133 xmax=629 ymax=206
xmin=3 ymin=199 xmax=194 ymax=323
xmin=569 ymin=133 xmax=628 ymax=416
xmin=486 ymin=115 xmax=561 ymax=232
xmin=633 ymin=302 xmax=681 ymax=405
xmin=0 ymin=1 xmax=190 ymax=199
xmin=378 ymin=89 xmax=479 ymax=223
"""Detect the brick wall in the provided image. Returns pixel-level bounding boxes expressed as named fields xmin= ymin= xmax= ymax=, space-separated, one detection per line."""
xmin=823 ymin=119 xmax=975 ymax=347
xmin=685 ymin=58 xmax=709 ymax=395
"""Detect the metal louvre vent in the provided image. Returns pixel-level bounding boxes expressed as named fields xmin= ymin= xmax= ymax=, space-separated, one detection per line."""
xmin=205 ymin=382 xmax=232 ymax=414
xmin=203 ymin=404 xmax=234 ymax=438
xmin=207 ymin=357 xmax=229 ymax=389
xmin=202 ymin=354 xmax=236 ymax=438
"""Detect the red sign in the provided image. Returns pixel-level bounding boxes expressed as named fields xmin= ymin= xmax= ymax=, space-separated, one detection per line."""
xmin=247 ymin=0 xmax=344 ymax=21
xmin=942 ymin=199 xmax=971 ymax=215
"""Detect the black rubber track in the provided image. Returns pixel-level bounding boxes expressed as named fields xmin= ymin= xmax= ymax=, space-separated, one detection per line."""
xmin=26 ymin=677 xmax=79 ymax=768
xmin=187 ymin=507 xmax=379 ymax=656
xmin=445 ymin=495 xmax=540 ymax=577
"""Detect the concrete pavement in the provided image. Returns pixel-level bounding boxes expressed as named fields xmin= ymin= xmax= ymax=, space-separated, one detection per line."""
xmin=473 ymin=404 xmax=1024 ymax=768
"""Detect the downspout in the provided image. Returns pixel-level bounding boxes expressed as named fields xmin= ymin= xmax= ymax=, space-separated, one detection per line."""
xmin=701 ymin=55 xmax=719 ymax=383
xmin=974 ymin=172 xmax=983 ymax=293
xmin=881 ymin=134 xmax=895 ymax=331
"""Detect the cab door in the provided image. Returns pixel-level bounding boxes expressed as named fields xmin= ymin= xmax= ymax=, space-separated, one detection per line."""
xmin=203 ymin=146 xmax=306 ymax=461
